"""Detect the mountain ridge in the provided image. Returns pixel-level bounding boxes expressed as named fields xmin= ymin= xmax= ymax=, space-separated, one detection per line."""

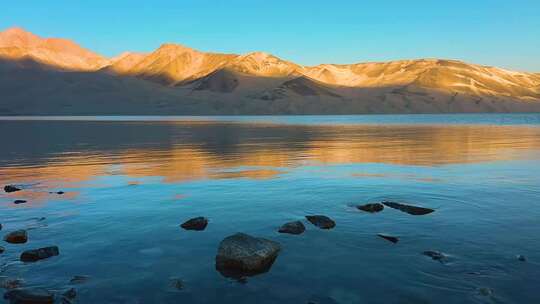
xmin=0 ymin=27 xmax=539 ymax=115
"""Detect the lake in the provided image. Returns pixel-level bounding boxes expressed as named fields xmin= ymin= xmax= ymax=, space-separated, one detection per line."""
xmin=1 ymin=114 xmax=540 ymax=303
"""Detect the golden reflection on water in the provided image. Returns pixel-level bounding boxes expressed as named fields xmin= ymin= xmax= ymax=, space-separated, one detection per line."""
xmin=1 ymin=123 xmax=540 ymax=191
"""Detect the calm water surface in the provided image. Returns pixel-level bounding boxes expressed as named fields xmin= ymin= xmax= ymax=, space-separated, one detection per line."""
xmin=1 ymin=114 xmax=540 ymax=303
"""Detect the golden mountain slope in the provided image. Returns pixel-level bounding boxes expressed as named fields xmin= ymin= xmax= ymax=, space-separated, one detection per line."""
xmin=0 ymin=27 xmax=539 ymax=114
xmin=0 ymin=27 xmax=108 ymax=70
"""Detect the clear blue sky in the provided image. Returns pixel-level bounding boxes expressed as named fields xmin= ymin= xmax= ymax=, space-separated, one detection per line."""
xmin=2 ymin=0 xmax=539 ymax=71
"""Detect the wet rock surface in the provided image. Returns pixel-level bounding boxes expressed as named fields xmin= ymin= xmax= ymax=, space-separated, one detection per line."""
xmin=4 ymin=185 xmax=21 ymax=193
xmin=377 ymin=234 xmax=399 ymax=244
xmin=305 ymin=215 xmax=336 ymax=229
xmin=278 ymin=221 xmax=305 ymax=235
xmin=215 ymin=233 xmax=281 ymax=278
xmin=382 ymin=201 xmax=434 ymax=215
xmin=20 ymin=246 xmax=59 ymax=262
xmin=13 ymin=200 xmax=27 ymax=205
xmin=4 ymin=230 xmax=28 ymax=244
xmin=3 ymin=288 xmax=54 ymax=304
xmin=180 ymin=217 xmax=208 ymax=231
xmin=357 ymin=203 xmax=384 ymax=213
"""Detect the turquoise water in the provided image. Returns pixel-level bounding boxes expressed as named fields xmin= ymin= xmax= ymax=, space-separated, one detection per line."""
xmin=1 ymin=114 xmax=540 ymax=303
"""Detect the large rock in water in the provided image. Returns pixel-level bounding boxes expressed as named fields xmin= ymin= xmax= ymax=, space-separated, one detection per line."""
xmin=382 ymin=201 xmax=434 ymax=215
xmin=278 ymin=221 xmax=305 ymax=235
xmin=20 ymin=246 xmax=59 ymax=262
xmin=3 ymin=288 xmax=54 ymax=304
xmin=4 ymin=230 xmax=28 ymax=244
xmin=305 ymin=215 xmax=336 ymax=229
xmin=180 ymin=217 xmax=208 ymax=231
xmin=215 ymin=233 xmax=281 ymax=278
xmin=4 ymin=185 xmax=21 ymax=193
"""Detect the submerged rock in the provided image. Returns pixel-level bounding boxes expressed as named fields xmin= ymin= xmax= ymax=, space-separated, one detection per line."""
xmin=169 ymin=278 xmax=184 ymax=290
xmin=377 ymin=234 xmax=399 ymax=244
xmin=476 ymin=287 xmax=494 ymax=297
xmin=4 ymin=230 xmax=28 ymax=244
xmin=69 ymin=275 xmax=90 ymax=285
xmin=4 ymin=185 xmax=21 ymax=193
xmin=307 ymin=295 xmax=340 ymax=304
xmin=305 ymin=215 xmax=336 ymax=229
xmin=20 ymin=246 xmax=59 ymax=262
xmin=215 ymin=233 xmax=281 ymax=278
xmin=278 ymin=221 xmax=305 ymax=235
xmin=13 ymin=200 xmax=27 ymax=205
xmin=517 ymin=255 xmax=526 ymax=262
xmin=382 ymin=201 xmax=434 ymax=215
xmin=180 ymin=217 xmax=208 ymax=231
xmin=357 ymin=203 xmax=384 ymax=213
xmin=0 ymin=277 xmax=24 ymax=289
xmin=0 ymin=246 xmax=4 ymax=254
xmin=62 ymin=288 xmax=76 ymax=301
xmin=423 ymin=250 xmax=447 ymax=262
xmin=3 ymin=288 xmax=54 ymax=304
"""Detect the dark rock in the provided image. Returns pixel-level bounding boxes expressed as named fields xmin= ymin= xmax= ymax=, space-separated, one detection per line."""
xmin=0 ymin=223 xmax=2 ymax=230
xmin=517 ymin=255 xmax=526 ymax=262
xmin=3 ymin=288 xmax=54 ymax=304
xmin=377 ymin=234 xmax=399 ymax=244
xmin=69 ymin=275 xmax=90 ymax=284
xmin=56 ymin=191 xmax=64 ymax=195
xmin=278 ymin=221 xmax=305 ymax=235
xmin=13 ymin=200 xmax=27 ymax=205
xmin=382 ymin=201 xmax=434 ymax=215
xmin=180 ymin=217 xmax=208 ymax=231
xmin=305 ymin=215 xmax=336 ymax=229
xmin=423 ymin=250 xmax=447 ymax=262
xmin=215 ymin=233 xmax=281 ymax=278
xmin=357 ymin=203 xmax=384 ymax=213
xmin=4 ymin=185 xmax=21 ymax=193
xmin=0 ymin=246 xmax=4 ymax=254
xmin=20 ymin=246 xmax=59 ymax=262
xmin=4 ymin=230 xmax=28 ymax=244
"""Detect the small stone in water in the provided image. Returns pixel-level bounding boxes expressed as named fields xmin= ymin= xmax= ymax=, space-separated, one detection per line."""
xmin=278 ymin=221 xmax=305 ymax=235
xmin=20 ymin=246 xmax=59 ymax=262
xmin=69 ymin=275 xmax=90 ymax=284
xmin=517 ymin=255 xmax=526 ymax=262
xmin=423 ymin=250 xmax=447 ymax=262
xmin=13 ymin=200 xmax=27 ymax=205
xmin=57 ymin=191 xmax=64 ymax=195
xmin=377 ymin=234 xmax=399 ymax=244
xmin=305 ymin=215 xmax=336 ymax=229
xmin=382 ymin=201 xmax=434 ymax=215
xmin=357 ymin=203 xmax=384 ymax=213
xmin=4 ymin=185 xmax=21 ymax=193
xmin=180 ymin=217 xmax=208 ymax=231
xmin=4 ymin=230 xmax=28 ymax=244
xmin=0 ymin=246 xmax=4 ymax=254
xmin=169 ymin=278 xmax=184 ymax=290
xmin=477 ymin=287 xmax=494 ymax=296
